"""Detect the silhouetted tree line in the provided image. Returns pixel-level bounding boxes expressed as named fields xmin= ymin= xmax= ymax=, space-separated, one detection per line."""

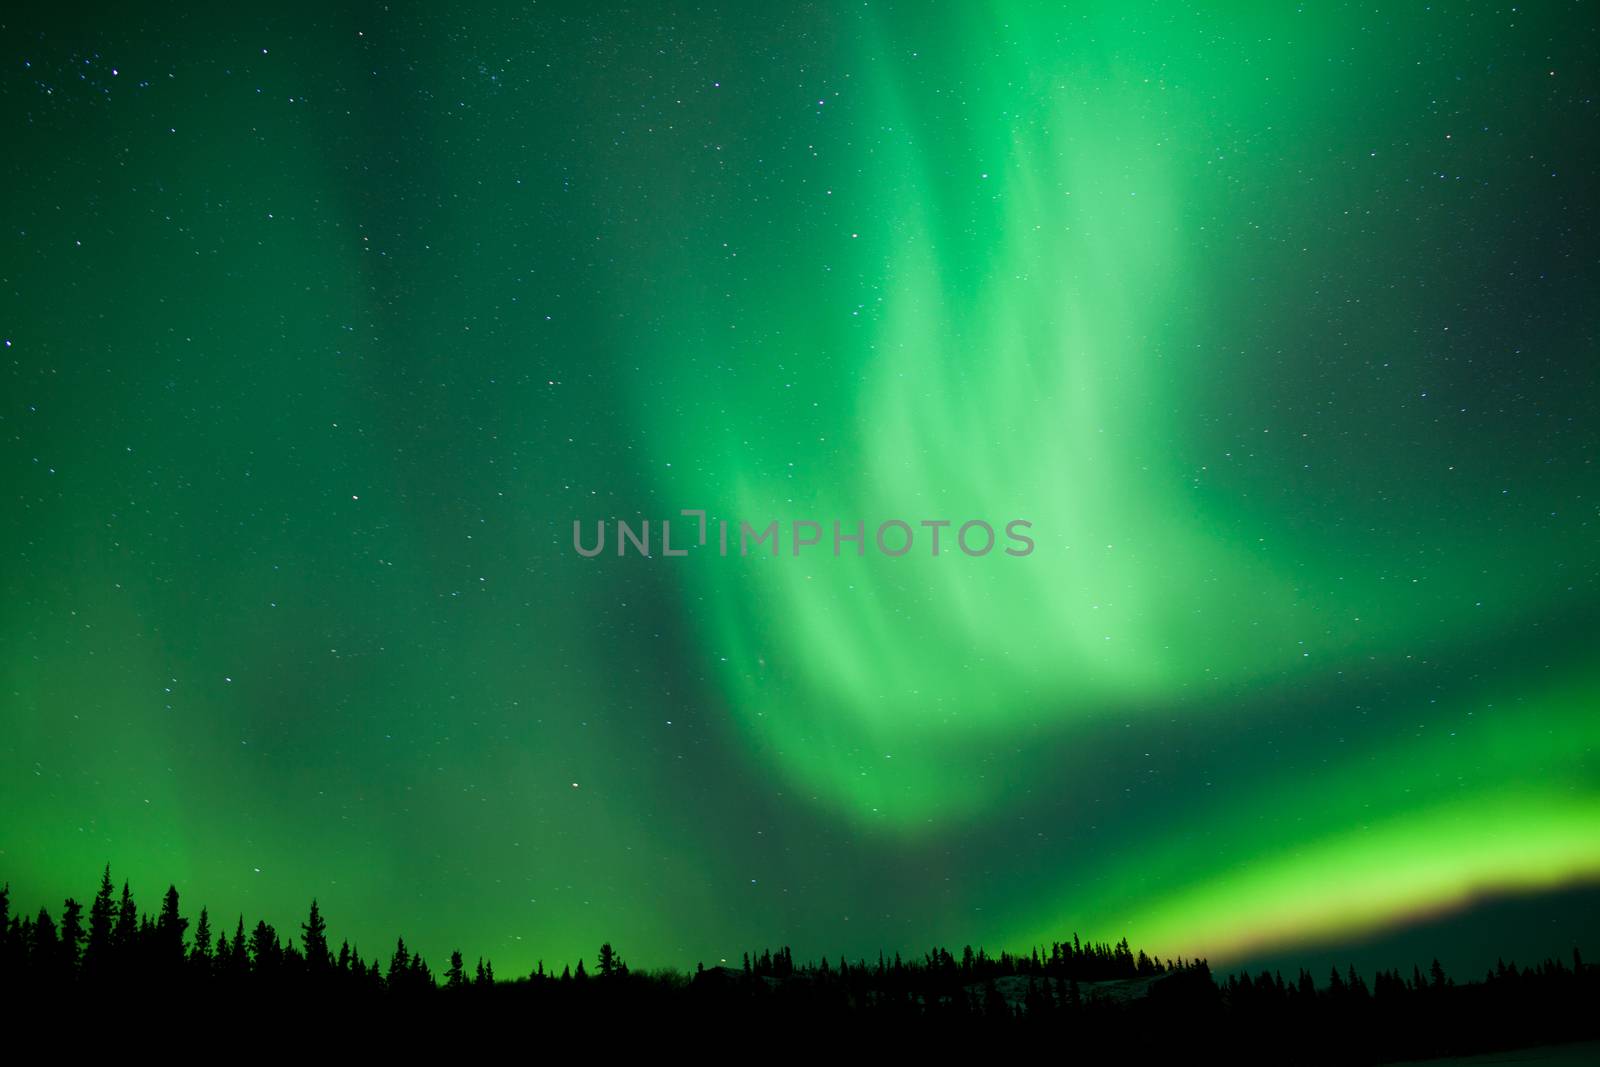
xmin=1210 ymin=949 xmax=1597 ymax=1062
xmin=739 ymin=932 xmax=1174 ymax=984
xmin=2 ymin=866 xmax=1595 ymax=1059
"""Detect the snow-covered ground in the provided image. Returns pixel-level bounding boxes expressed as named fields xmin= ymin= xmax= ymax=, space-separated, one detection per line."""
xmin=1386 ymin=1041 xmax=1600 ymax=1066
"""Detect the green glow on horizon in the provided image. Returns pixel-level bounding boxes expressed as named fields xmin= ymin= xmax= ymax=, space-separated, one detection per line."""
xmin=1013 ymin=673 xmax=1600 ymax=960
xmin=1098 ymin=792 xmax=1600 ymax=964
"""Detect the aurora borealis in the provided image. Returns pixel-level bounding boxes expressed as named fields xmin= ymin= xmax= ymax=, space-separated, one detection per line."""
xmin=3 ymin=0 xmax=1597 ymax=980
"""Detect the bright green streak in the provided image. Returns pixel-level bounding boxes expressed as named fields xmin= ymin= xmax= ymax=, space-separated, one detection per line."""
xmin=648 ymin=6 xmax=1593 ymax=798
xmin=638 ymin=1 xmax=1600 ymax=944
xmin=1013 ymin=671 xmax=1600 ymax=959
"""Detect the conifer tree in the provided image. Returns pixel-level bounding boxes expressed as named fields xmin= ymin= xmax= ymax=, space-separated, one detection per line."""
xmin=30 ymin=907 xmax=61 ymax=976
xmin=112 ymin=881 xmax=138 ymax=957
xmin=59 ymin=898 xmax=85 ymax=975
xmin=85 ymin=865 xmax=115 ymax=974
xmin=301 ymin=900 xmax=330 ymax=973
xmin=156 ymin=885 xmax=188 ymax=964
xmin=387 ymin=937 xmax=410 ymax=988
xmin=191 ymin=907 xmax=212 ymax=968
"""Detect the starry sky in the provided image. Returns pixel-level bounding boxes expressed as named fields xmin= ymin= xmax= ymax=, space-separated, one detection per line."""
xmin=3 ymin=2 xmax=1597 ymax=978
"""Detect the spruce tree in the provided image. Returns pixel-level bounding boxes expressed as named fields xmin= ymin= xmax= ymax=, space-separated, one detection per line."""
xmin=112 ymin=881 xmax=138 ymax=958
xmin=387 ymin=937 xmax=410 ymax=988
xmin=191 ymin=907 xmax=212 ymax=968
xmin=301 ymin=900 xmax=330 ymax=973
xmin=156 ymin=885 xmax=188 ymax=964
xmin=31 ymin=907 xmax=59 ymax=974
xmin=85 ymin=865 xmax=115 ymax=975
xmin=59 ymin=898 xmax=85 ymax=976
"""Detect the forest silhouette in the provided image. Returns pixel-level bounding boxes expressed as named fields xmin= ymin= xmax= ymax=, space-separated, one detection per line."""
xmin=2 ymin=865 xmax=1595 ymax=1060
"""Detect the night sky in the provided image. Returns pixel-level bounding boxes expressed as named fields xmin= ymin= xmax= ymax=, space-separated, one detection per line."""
xmin=3 ymin=3 xmax=1598 ymax=979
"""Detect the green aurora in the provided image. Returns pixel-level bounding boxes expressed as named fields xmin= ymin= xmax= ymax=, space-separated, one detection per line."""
xmin=2 ymin=2 xmax=1597 ymax=976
